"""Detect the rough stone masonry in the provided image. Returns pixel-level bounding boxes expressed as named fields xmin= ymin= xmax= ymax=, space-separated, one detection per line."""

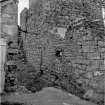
xmin=20 ymin=0 xmax=105 ymax=103
xmin=0 ymin=0 xmax=18 ymax=92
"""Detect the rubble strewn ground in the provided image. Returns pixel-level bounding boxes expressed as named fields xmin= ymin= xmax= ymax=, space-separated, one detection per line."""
xmin=1 ymin=87 xmax=97 ymax=105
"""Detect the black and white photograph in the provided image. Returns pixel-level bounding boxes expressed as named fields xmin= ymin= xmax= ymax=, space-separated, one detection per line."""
xmin=0 ymin=0 xmax=105 ymax=105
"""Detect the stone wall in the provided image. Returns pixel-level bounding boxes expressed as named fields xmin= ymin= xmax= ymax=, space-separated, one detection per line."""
xmin=0 ymin=0 xmax=18 ymax=92
xmin=20 ymin=0 xmax=105 ymax=103
xmin=0 ymin=0 xmax=18 ymax=41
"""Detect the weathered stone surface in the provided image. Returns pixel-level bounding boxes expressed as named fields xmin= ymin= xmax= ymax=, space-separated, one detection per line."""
xmin=0 ymin=0 xmax=18 ymax=93
xmin=0 ymin=15 xmax=16 ymax=24
xmin=20 ymin=0 xmax=105 ymax=104
xmin=1 ymin=0 xmax=18 ymax=38
xmin=2 ymin=24 xmax=18 ymax=36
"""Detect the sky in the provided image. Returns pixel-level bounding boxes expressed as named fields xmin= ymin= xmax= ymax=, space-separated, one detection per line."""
xmin=18 ymin=0 xmax=29 ymax=25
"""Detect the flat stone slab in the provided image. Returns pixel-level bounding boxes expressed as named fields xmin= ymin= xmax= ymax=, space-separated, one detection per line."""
xmin=1 ymin=87 xmax=97 ymax=105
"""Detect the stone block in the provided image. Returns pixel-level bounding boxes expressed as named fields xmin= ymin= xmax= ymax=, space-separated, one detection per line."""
xmin=100 ymin=52 xmax=105 ymax=59
xmin=76 ymin=64 xmax=87 ymax=71
xmin=93 ymin=71 xmax=104 ymax=76
xmin=74 ymin=58 xmax=90 ymax=65
xmin=82 ymin=45 xmax=96 ymax=53
xmin=0 ymin=17 xmax=12 ymax=24
xmin=87 ymin=52 xmax=100 ymax=60
xmin=2 ymin=24 xmax=18 ymax=36
xmin=100 ymin=48 xmax=105 ymax=52
xmin=86 ymin=60 xmax=100 ymax=71
xmin=83 ymin=89 xmax=94 ymax=99
xmin=3 ymin=3 xmax=17 ymax=15
xmin=82 ymin=35 xmax=93 ymax=41
xmin=99 ymin=64 xmax=105 ymax=71
xmin=98 ymin=41 xmax=105 ymax=47
xmin=2 ymin=13 xmax=11 ymax=18
xmin=84 ymin=72 xmax=93 ymax=79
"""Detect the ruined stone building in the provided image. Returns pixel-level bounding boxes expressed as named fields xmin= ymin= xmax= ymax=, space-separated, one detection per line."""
xmin=20 ymin=0 xmax=105 ymax=103
xmin=0 ymin=0 xmax=19 ymax=91
xmin=0 ymin=0 xmax=104 ymax=104
xmin=0 ymin=0 xmax=18 ymax=39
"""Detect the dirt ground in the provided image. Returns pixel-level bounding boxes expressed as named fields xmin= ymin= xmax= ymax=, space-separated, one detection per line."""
xmin=1 ymin=87 xmax=97 ymax=105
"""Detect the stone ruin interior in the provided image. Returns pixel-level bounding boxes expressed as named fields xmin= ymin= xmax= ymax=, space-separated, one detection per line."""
xmin=0 ymin=0 xmax=105 ymax=105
